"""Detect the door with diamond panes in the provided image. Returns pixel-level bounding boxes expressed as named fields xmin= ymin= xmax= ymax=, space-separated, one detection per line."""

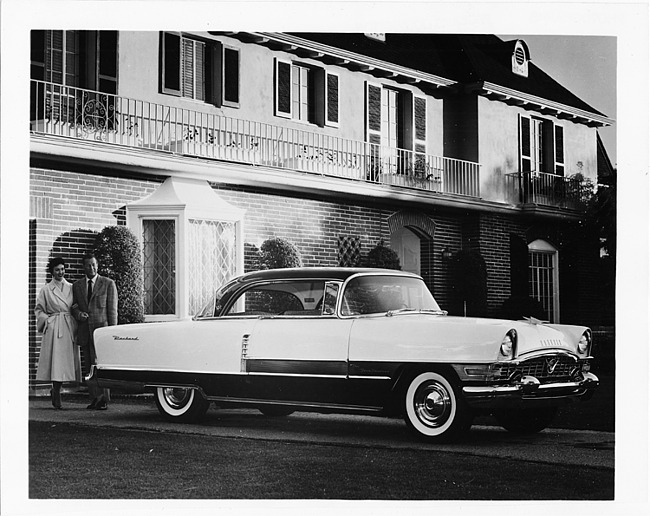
xmin=142 ymin=219 xmax=176 ymax=315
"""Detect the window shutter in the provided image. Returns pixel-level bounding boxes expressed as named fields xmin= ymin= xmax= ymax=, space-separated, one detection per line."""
xmin=182 ymin=38 xmax=195 ymax=98
xmin=275 ymin=59 xmax=292 ymax=118
xmin=195 ymin=41 xmax=205 ymax=101
xmin=48 ymin=30 xmax=64 ymax=84
xmin=519 ymin=114 xmax=532 ymax=173
xmin=413 ymin=95 xmax=427 ymax=153
xmin=554 ymin=125 xmax=565 ymax=176
xmin=366 ymin=82 xmax=382 ymax=144
xmin=98 ymin=31 xmax=118 ymax=94
xmin=161 ymin=32 xmax=181 ymax=96
xmin=223 ymin=47 xmax=240 ymax=106
xmin=206 ymin=41 xmax=223 ymax=107
xmin=326 ymin=72 xmax=339 ymax=126
xmin=31 ymin=30 xmax=46 ymax=80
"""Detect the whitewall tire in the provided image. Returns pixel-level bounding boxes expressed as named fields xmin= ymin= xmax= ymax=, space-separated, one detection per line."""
xmin=403 ymin=370 xmax=471 ymax=442
xmin=154 ymin=387 xmax=210 ymax=422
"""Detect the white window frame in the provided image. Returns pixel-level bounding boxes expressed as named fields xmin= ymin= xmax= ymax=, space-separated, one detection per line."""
xmin=137 ymin=213 xmax=182 ymax=322
xmin=291 ymin=63 xmax=310 ymax=122
xmin=528 ymin=239 xmax=560 ymax=323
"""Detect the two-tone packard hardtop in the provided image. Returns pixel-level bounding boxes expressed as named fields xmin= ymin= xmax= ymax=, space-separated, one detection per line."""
xmin=90 ymin=267 xmax=599 ymax=442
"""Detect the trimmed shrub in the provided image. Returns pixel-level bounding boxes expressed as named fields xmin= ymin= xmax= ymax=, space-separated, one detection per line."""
xmin=94 ymin=226 xmax=145 ymax=324
xmin=364 ymin=241 xmax=401 ymax=270
xmin=260 ymin=237 xmax=303 ymax=270
xmin=499 ymin=295 xmax=547 ymax=321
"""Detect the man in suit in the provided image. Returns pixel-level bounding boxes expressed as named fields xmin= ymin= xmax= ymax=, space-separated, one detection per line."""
xmin=72 ymin=253 xmax=118 ymax=410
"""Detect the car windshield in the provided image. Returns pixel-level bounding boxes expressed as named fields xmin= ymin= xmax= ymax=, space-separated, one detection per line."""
xmin=341 ymin=275 xmax=441 ymax=316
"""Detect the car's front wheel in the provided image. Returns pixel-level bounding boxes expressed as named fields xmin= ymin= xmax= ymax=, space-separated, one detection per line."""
xmin=154 ymin=387 xmax=210 ymax=422
xmin=403 ymin=370 xmax=472 ymax=442
xmin=494 ymin=407 xmax=558 ymax=434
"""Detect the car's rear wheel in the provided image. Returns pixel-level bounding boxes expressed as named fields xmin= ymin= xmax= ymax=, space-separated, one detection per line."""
xmin=403 ymin=370 xmax=472 ymax=442
xmin=154 ymin=387 xmax=210 ymax=422
xmin=494 ymin=407 xmax=558 ymax=434
xmin=258 ymin=405 xmax=295 ymax=417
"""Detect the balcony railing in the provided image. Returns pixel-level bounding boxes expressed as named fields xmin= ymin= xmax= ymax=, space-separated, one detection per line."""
xmin=30 ymin=80 xmax=481 ymax=198
xmin=505 ymin=171 xmax=584 ymax=210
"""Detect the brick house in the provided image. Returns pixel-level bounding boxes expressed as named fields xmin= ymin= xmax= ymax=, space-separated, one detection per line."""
xmin=29 ymin=31 xmax=613 ymax=390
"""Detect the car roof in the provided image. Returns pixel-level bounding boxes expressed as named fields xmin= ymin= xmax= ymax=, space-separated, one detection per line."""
xmin=235 ymin=267 xmax=418 ymax=284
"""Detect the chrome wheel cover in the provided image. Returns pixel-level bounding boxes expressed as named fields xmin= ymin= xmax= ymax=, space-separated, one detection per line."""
xmin=161 ymin=387 xmax=193 ymax=409
xmin=413 ymin=381 xmax=452 ymax=428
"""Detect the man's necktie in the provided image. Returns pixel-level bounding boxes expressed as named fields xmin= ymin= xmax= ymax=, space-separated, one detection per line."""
xmin=87 ymin=279 xmax=93 ymax=303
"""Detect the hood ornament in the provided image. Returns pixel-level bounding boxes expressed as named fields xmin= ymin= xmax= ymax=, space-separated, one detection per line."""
xmin=523 ymin=316 xmax=548 ymax=325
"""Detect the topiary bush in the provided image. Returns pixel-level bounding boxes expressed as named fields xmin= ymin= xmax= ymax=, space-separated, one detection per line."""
xmin=499 ymin=295 xmax=547 ymax=321
xmin=260 ymin=237 xmax=303 ymax=270
xmin=94 ymin=225 xmax=145 ymax=324
xmin=364 ymin=241 xmax=401 ymax=270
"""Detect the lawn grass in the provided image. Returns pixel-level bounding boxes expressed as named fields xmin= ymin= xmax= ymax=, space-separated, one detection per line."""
xmin=29 ymin=421 xmax=614 ymax=500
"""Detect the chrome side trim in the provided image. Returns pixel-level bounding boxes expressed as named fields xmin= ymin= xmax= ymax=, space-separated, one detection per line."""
xmin=207 ymin=395 xmax=382 ymax=414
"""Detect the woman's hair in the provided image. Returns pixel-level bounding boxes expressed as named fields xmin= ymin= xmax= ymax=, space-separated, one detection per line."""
xmin=47 ymin=257 xmax=67 ymax=274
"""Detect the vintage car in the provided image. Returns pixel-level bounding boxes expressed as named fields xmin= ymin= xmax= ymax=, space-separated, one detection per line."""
xmin=90 ymin=267 xmax=599 ymax=442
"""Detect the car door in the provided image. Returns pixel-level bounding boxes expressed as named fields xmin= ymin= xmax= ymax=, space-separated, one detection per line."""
xmin=237 ymin=280 xmax=360 ymax=407
xmin=245 ymin=315 xmax=356 ymax=406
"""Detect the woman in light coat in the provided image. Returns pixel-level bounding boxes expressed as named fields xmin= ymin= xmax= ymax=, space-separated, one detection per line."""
xmin=35 ymin=257 xmax=81 ymax=409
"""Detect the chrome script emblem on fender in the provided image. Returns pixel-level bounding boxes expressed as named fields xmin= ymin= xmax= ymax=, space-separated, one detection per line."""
xmin=545 ymin=357 xmax=560 ymax=374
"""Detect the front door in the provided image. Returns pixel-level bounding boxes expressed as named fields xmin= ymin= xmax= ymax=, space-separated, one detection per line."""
xmin=390 ymin=227 xmax=421 ymax=275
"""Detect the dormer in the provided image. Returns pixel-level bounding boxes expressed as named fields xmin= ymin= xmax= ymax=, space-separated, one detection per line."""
xmin=511 ymin=39 xmax=530 ymax=78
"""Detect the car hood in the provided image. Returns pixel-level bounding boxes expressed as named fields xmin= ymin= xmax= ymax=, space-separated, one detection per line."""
xmin=348 ymin=313 xmax=586 ymax=363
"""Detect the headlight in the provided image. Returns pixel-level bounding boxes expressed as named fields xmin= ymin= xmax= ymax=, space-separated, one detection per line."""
xmin=578 ymin=330 xmax=592 ymax=355
xmin=499 ymin=329 xmax=517 ymax=360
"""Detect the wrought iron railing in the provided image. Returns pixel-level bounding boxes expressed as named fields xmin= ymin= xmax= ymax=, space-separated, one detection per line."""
xmin=30 ymin=80 xmax=481 ymax=198
xmin=505 ymin=171 xmax=584 ymax=209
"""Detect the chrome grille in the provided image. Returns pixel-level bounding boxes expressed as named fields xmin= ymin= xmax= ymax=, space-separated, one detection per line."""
xmin=495 ymin=355 xmax=579 ymax=381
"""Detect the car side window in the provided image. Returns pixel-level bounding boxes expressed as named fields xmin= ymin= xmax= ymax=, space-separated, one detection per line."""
xmin=341 ymin=277 xmax=406 ymax=315
xmin=225 ymin=280 xmax=328 ymax=316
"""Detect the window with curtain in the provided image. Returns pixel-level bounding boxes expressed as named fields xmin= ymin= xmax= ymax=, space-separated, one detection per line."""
xmin=187 ymin=219 xmax=238 ymax=315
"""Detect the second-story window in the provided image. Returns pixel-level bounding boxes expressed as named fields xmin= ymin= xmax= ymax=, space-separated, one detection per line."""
xmin=31 ymin=30 xmax=118 ymax=92
xmin=161 ymin=32 xmax=240 ymax=108
xmin=275 ymin=58 xmax=339 ymax=127
xmin=519 ymin=114 xmax=564 ymax=176
xmin=365 ymin=82 xmax=427 ymax=176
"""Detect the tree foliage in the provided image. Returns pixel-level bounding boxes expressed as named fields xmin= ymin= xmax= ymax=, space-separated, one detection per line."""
xmin=94 ymin=225 xmax=145 ymax=324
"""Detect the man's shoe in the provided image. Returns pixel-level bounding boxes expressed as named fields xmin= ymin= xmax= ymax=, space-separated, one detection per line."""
xmin=95 ymin=400 xmax=108 ymax=410
xmin=86 ymin=398 xmax=99 ymax=410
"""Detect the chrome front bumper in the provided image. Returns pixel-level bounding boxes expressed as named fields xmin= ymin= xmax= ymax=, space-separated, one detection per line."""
xmin=462 ymin=372 xmax=599 ymax=407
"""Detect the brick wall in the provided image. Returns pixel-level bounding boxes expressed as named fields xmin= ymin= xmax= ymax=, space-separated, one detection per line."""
xmin=213 ymin=185 xmax=392 ymax=268
xmin=29 ymin=168 xmax=161 ymax=386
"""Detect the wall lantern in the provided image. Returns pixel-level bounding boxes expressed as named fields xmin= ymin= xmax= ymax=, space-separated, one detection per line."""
xmin=441 ymin=247 xmax=454 ymax=262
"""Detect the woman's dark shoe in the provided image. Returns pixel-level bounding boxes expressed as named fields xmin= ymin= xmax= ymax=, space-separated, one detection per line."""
xmin=95 ymin=400 xmax=108 ymax=410
xmin=86 ymin=398 xmax=99 ymax=410
xmin=51 ymin=387 xmax=62 ymax=409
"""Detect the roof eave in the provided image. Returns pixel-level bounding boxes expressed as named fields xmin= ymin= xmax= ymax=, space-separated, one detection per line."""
xmin=473 ymin=82 xmax=613 ymax=127
xmin=215 ymin=31 xmax=456 ymax=91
